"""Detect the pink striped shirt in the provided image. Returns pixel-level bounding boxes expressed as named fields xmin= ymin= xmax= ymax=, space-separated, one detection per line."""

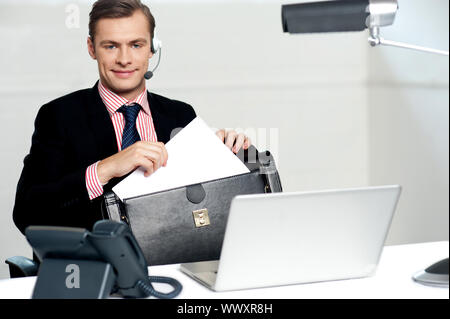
xmin=85 ymin=81 xmax=158 ymax=200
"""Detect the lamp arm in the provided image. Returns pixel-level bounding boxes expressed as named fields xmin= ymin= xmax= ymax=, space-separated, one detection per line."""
xmin=368 ymin=26 xmax=449 ymax=56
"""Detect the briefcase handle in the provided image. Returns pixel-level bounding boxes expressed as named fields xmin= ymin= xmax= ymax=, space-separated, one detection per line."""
xmin=102 ymin=192 xmax=128 ymax=224
xmin=237 ymin=146 xmax=282 ymax=193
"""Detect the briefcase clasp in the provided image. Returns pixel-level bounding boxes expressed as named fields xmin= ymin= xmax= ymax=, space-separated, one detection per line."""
xmin=192 ymin=209 xmax=210 ymax=228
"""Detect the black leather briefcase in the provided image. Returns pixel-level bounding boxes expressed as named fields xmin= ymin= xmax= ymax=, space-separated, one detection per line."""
xmin=102 ymin=146 xmax=282 ymax=266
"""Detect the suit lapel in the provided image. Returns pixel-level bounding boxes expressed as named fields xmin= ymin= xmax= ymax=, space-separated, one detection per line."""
xmin=85 ymin=82 xmax=118 ymax=159
xmin=148 ymin=92 xmax=177 ymax=144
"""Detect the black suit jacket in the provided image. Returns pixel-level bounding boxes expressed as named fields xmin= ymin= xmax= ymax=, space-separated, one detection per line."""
xmin=13 ymin=82 xmax=196 ymax=234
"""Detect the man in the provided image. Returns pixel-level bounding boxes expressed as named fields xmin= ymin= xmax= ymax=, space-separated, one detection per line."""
xmin=13 ymin=0 xmax=250 ymax=234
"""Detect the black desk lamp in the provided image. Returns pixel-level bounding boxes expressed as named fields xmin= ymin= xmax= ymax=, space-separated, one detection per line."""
xmin=281 ymin=0 xmax=449 ymax=288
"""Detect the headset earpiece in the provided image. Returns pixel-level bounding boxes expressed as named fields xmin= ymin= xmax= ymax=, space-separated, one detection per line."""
xmin=151 ymin=37 xmax=161 ymax=54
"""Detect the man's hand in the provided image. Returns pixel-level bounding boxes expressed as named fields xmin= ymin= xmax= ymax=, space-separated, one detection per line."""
xmin=97 ymin=141 xmax=168 ymax=185
xmin=216 ymin=129 xmax=251 ymax=154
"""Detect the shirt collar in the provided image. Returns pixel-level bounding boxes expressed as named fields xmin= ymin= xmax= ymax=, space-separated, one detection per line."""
xmin=98 ymin=80 xmax=151 ymax=117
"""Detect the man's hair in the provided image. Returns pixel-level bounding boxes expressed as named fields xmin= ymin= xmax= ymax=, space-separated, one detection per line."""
xmin=89 ymin=0 xmax=156 ymax=43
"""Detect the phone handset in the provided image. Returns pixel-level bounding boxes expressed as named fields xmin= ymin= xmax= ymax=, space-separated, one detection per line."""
xmin=90 ymin=220 xmax=182 ymax=298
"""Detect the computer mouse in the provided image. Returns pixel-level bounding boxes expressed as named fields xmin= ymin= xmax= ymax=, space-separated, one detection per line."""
xmin=425 ymin=258 xmax=449 ymax=275
xmin=412 ymin=258 xmax=449 ymax=288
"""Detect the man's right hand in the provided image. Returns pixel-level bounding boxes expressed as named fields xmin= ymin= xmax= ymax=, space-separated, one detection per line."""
xmin=97 ymin=141 xmax=168 ymax=185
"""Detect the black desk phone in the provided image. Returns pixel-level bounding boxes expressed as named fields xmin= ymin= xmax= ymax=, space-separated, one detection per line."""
xmin=25 ymin=220 xmax=182 ymax=299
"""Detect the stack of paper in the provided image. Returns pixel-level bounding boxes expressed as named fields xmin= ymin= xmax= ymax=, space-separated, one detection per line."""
xmin=112 ymin=117 xmax=250 ymax=201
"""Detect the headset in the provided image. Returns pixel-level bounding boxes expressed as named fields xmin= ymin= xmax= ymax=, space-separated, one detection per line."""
xmin=144 ymin=37 xmax=162 ymax=80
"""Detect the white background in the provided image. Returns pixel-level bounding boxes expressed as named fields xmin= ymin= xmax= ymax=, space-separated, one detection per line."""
xmin=0 ymin=0 xmax=448 ymax=279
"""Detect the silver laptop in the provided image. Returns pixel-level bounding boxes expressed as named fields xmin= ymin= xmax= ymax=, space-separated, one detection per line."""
xmin=179 ymin=185 xmax=401 ymax=291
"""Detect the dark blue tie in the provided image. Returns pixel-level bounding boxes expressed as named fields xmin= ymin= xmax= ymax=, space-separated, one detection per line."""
xmin=118 ymin=103 xmax=141 ymax=150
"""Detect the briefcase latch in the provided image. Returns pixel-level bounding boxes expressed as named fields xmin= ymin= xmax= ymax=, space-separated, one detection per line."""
xmin=192 ymin=209 xmax=211 ymax=228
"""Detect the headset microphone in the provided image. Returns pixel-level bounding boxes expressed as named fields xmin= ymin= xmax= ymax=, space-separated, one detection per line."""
xmin=144 ymin=70 xmax=153 ymax=80
xmin=144 ymin=37 xmax=162 ymax=80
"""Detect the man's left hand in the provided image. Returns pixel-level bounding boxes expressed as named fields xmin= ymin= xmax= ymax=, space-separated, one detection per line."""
xmin=216 ymin=129 xmax=251 ymax=154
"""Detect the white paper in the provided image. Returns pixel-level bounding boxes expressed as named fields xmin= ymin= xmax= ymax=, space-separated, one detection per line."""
xmin=112 ymin=117 xmax=250 ymax=200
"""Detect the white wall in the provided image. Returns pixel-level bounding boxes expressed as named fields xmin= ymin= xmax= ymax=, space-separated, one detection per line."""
xmin=0 ymin=0 xmax=447 ymax=279
xmin=368 ymin=0 xmax=449 ymax=245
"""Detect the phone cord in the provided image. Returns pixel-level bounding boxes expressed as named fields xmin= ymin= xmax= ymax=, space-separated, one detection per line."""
xmin=136 ymin=276 xmax=182 ymax=299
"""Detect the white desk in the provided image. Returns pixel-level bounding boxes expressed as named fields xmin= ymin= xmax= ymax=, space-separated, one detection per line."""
xmin=0 ymin=241 xmax=448 ymax=299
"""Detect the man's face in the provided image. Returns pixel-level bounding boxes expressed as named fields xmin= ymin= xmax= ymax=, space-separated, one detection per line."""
xmin=87 ymin=10 xmax=153 ymax=99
